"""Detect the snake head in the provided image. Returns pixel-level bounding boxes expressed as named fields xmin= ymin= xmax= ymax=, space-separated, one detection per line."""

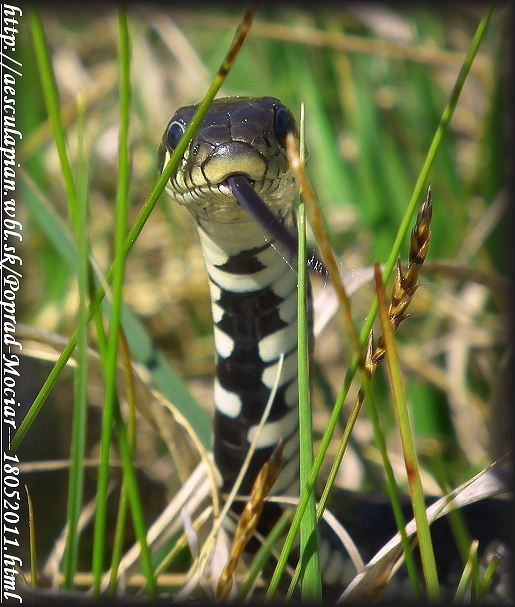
xmin=158 ymin=97 xmax=299 ymax=224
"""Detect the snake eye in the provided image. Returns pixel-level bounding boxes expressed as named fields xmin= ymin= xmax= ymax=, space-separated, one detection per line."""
xmin=273 ymin=105 xmax=296 ymax=146
xmin=166 ymin=119 xmax=186 ymax=151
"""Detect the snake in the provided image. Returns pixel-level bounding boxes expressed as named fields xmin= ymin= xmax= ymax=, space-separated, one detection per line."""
xmin=158 ymin=97 xmax=303 ymax=506
xmin=158 ymin=96 xmax=511 ymax=601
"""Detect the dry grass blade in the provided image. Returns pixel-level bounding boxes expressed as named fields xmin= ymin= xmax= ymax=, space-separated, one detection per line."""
xmin=25 ymin=485 xmax=38 ymax=588
xmin=285 ymin=131 xmax=365 ymax=368
xmin=102 ymin=461 xmax=215 ymax=594
xmin=338 ymin=455 xmax=511 ymax=603
xmin=338 ymin=188 xmax=434 ymax=465
xmin=215 ymin=441 xmax=285 ymax=602
xmin=170 ymin=10 xmax=492 ymax=74
xmin=371 ymin=187 xmax=432 ymax=367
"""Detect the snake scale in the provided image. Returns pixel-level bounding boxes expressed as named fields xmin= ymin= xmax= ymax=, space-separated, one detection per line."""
xmin=158 ymin=96 xmax=511 ymax=601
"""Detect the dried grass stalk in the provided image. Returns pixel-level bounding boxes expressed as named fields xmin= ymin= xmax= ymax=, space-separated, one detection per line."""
xmin=370 ymin=187 xmax=433 ymax=369
xmin=215 ymin=441 xmax=284 ymax=601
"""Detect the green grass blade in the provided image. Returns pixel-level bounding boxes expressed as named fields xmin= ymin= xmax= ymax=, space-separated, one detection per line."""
xmin=432 ymin=459 xmax=473 ymax=565
xmin=236 ymin=509 xmax=293 ymax=600
xmin=61 ymin=92 xmax=90 ymax=589
xmin=477 ymin=548 xmax=502 ymax=601
xmin=374 ymin=262 xmax=439 ymax=600
xmin=296 ymin=105 xmax=321 ymax=601
xmin=91 ymin=7 xmax=132 ymax=595
xmin=108 ymin=335 xmax=136 ymax=595
xmin=28 ymin=7 xmax=77 ymax=223
xmin=113 ymin=404 xmax=157 ymax=598
xmin=108 ymin=461 xmax=130 ymax=596
xmin=453 ymin=540 xmax=479 ymax=603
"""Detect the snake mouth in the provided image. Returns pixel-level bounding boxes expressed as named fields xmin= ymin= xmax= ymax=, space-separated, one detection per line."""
xmin=219 ymin=174 xmax=252 ymax=196
xmin=202 ymin=141 xmax=268 ymax=186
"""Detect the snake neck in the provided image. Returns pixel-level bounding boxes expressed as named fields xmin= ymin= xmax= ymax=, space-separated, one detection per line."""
xmin=196 ymin=218 xmax=302 ymax=499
